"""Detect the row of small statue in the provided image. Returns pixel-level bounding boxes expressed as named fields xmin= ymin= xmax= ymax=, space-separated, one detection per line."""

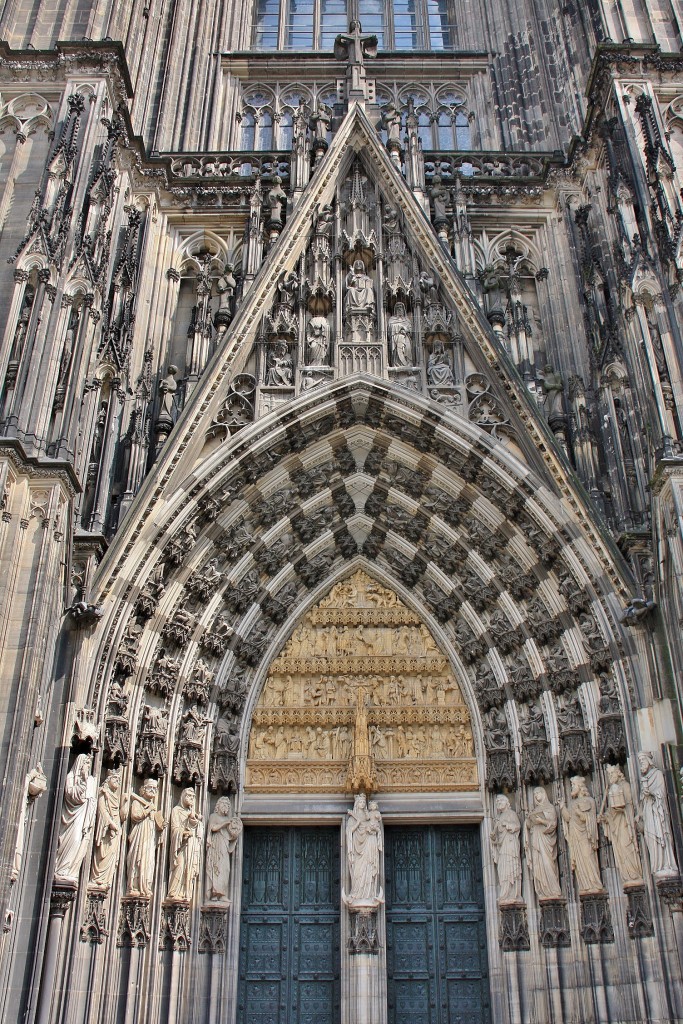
xmin=53 ymin=757 xmax=241 ymax=905
xmin=491 ymin=755 xmax=678 ymax=906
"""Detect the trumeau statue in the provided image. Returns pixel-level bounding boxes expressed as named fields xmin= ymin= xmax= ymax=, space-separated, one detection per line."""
xmin=54 ymin=754 xmax=98 ymax=884
xmin=167 ymin=787 xmax=204 ymax=903
xmin=344 ymin=793 xmax=383 ymax=907
xmin=560 ymin=776 xmax=604 ymax=894
xmin=490 ymin=794 xmax=523 ymax=904
xmin=598 ymin=764 xmax=643 ymax=886
xmin=524 ymin=786 xmax=562 ymax=900
xmin=636 ymin=751 xmax=678 ymax=877
xmin=89 ymin=768 xmax=128 ymax=890
xmin=205 ymin=798 xmax=243 ymax=904
xmin=126 ymin=778 xmax=165 ymax=898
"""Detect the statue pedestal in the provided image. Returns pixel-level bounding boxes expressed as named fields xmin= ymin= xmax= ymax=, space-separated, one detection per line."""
xmin=344 ymin=905 xmax=386 ymax=1024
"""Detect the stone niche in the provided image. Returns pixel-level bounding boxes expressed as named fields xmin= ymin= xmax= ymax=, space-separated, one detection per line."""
xmin=246 ymin=570 xmax=478 ymax=793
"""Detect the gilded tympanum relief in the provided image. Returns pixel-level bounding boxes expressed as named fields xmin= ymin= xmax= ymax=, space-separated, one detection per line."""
xmin=246 ymin=571 xmax=477 ymax=792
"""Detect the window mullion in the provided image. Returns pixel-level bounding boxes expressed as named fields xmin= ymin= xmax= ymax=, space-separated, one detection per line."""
xmin=419 ymin=0 xmax=428 ymax=49
xmin=385 ymin=0 xmax=395 ymax=49
xmin=317 ymin=0 xmax=325 ymax=49
xmin=279 ymin=0 xmax=288 ymax=49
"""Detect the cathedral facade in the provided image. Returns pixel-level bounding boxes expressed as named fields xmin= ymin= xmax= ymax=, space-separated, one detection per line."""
xmin=0 ymin=0 xmax=682 ymax=1021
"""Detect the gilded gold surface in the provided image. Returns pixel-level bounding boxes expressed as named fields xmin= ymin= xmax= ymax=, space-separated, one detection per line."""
xmin=245 ymin=570 xmax=478 ymax=792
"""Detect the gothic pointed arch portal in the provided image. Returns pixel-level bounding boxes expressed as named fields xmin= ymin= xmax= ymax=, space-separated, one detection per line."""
xmin=245 ymin=569 xmax=477 ymax=795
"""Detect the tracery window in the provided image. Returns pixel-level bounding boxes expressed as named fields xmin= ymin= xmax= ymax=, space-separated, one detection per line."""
xmin=237 ymin=81 xmax=472 ymax=152
xmin=253 ymin=0 xmax=455 ymax=49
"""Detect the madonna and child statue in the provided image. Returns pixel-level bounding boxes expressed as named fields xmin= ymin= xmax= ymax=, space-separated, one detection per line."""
xmin=343 ymin=791 xmax=383 ymax=910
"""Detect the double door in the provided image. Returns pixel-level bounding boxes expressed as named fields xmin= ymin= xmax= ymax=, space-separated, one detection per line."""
xmin=238 ymin=824 xmax=491 ymax=1024
xmin=385 ymin=825 xmax=491 ymax=1024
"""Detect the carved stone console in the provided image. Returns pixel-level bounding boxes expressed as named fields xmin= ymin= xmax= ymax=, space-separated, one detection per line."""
xmin=199 ymin=907 xmax=229 ymax=954
xmin=498 ymin=903 xmax=530 ymax=951
xmin=625 ymin=884 xmax=655 ymax=938
xmin=117 ymin=896 xmax=151 ymax=948
xmin=579 ymin=892 xmax=614 ymax=944
xmin=80 ymin=889 xmax=108 ymax=944
xmin=348 ymin=907 xmax=379 ymax=955
xmin=538 ymin=898 xmax=571 ymax=948
xmin=159 ymin=901 xmax=191 ymax=952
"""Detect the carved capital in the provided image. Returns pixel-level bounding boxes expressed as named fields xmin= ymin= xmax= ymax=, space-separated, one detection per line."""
xmin=50 ymin=882 xmax=78 ymax=917
xmin=655 ymin=875 xmax=683 ymax=911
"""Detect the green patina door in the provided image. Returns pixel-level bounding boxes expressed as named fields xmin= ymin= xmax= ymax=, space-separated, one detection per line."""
xmin=238 ymin=827 xmax=341 ymax=1024
xmin=385 ymin=825 xmax=491 ymax=1024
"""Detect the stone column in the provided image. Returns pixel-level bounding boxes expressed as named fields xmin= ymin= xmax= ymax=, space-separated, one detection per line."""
xmin=35 ymin=883 xmax=78 ymax=1024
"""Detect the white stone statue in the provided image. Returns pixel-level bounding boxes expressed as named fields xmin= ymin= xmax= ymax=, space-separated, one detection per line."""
xmin=205 ymin=797 xmax=243 ymax=904
xmin=126 ymin=778 xmax=165 ymax=898
xmin=560 ymin=776 xmax=604 ymax=894
xmin=523 ymin=786 xmax=562 ymax=900
xmin=306 ymin=316 xmax=330 ymax=365
xmin=490 ymin=794 xmax=522 ymax=904
xmin=89 ymin=768 xmax=128 ymax=890
xmin=53 ymin=753 xmax=97 ymax=884
xmin=636 ymin=751 xmax=678 ymax=877
xmin=344 ymin=260 xmax=375 ymax=315
xmin=167 ymin=787 xmax=204 ymax=903
xmin=388 ymin=302 xmax=413 ymax=367
xmin=598 ymin=764 xmax=643 ymax=886
xmin=344 ymin=793 xmax=383 ymax=907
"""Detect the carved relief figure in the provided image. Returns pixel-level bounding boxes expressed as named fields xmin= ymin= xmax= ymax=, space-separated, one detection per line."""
xmin=267 ymin=176 xmax=287 ymax=225
xmin=426 ymin=341 xmax=454 ymax=387
xmin=158 ymin=365 xmax=178 ymax=421
xmin=126 ymin=778 xmax=165 ymax=897
xmin=89 ymin=768 xmax=128 ymax=890
xmin=599 ymin=764 xmax=643 ymax=886
xmin=311 ymin=103 xmax=331 ymax=143
xmin=491 ymin=794 xmax=523 ymax=904
xmin=306 ymin=316 xmax=330 ymax=365
xmin=636 ymin=751 xmax=678 ymax=877
xmin=54 ymin=754 xmax=97 ymax=884
xmin=345 ymin=792 xmax=382 ymax=905
xmin=167 ymin=788 xmax=204 ymax=903
xmin=344 ymin=259 xmax=375 ymax=315
xmin=205 ymin=798 xmax=243 ymax=903
xmin=388 ymin=302 xmax=413 ymax=366
xmin=524 ymin=787 xmax=562 ymax=900
xmin=266 ymin=339 xmax=294 ymax=387
xmin=560 ymin=776 xmax=603 ymax=894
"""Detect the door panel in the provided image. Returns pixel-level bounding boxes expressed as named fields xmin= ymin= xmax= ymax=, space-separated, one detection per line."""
xmin=385 ymin=825 xmax=491 ymax=1024
xmin=239 ymin=827 xmax=340 ymax=1024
